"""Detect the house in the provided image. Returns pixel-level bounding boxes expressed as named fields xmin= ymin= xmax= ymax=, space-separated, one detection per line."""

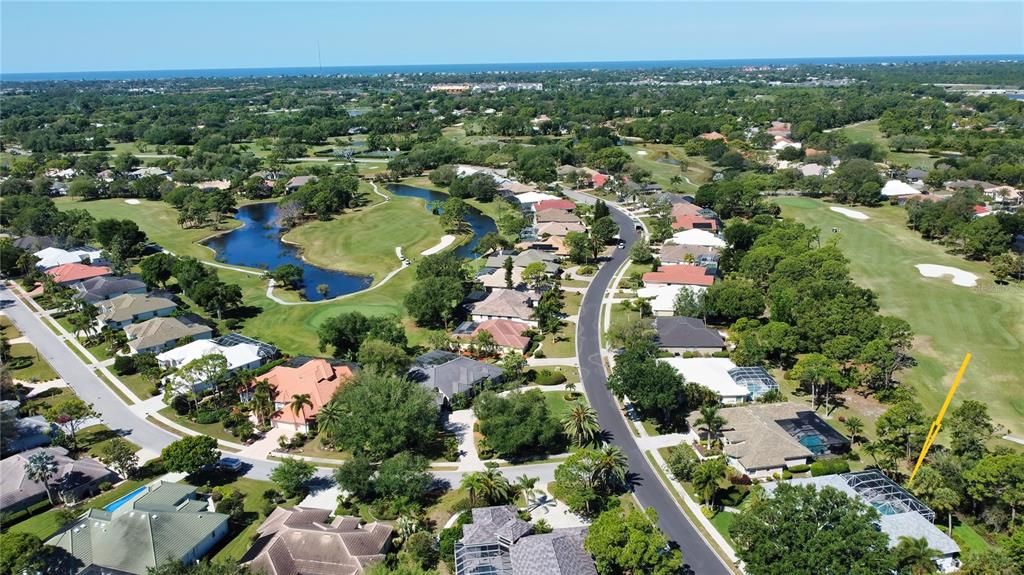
xmin=661 ymin=357 xmax=780 ymax=404
xmin=257 ymin=357 xmax=355 ymax=431
xmin=707 ymin=402 xmax=848 ymax=478
xmin=905 ymin=168 xmax=929 ymax=184
xmin=945 ymin=179 xmax=997 ymax=193
xmin=514 ymin=191 xmax=561 ymax=208
xmin=536 ymin=221 xmax=586 ymax=238
xmin=533 ymin=198 xmax=576 ymax=212
xmin=454 ymin=506 xmax=597 ymax=575
xmin=643 ymin=264 xmax=715 ymax=287
xmin=1 ymin=447 xmax=115 ymax=513
xmin=659 ymin=244 xmax=719 ymax=266
xmin=799 ymin=164 xmax=828 ymax=178
xmin=196 ymin=179 xmax=231 ymax=191
xmin=0 ymin=401 xmax=53 ymax=453
xmin=763 ymin=472 xmax=960 ymax=572
xmin=98 ymin=293 xmax=177 ymax=329
xmin=881 ymin=179 xmax=922 ymax=200
xmin=240 ymin=507 xmax=392 ymax=575
xmin=477 ymin=266 xmax=524 ymax=290
xmin=46 ymin=263 xmax=113 ymax=286
xmin=72 ymin=275 xmax=147 ymax=304
xmin=45 ymin=167 xmax=77 ymax=180
xmin=654 ymin=317 xmax=725 ymax=354
xmin=128 ymin=167 xmax=169 ymax=180
xmin=47 ymin=481 xmax=230 ymax=575
xmin=12 ymin=235 xmax=58 ymax=252
xmin=534 ymin=208 xmax=582 ymax=225
xmin=408 ymin=350 xmax=504 ymax=406
xmin=590 ymin=172 xmax=609 ymax=188
xmin=285 ymin=175 xmax=317 ymax=192
xmin=772 ymin=137 xmax=802 ymax=151
xmin=470 ymin=289 xmax=540 ymax=326
xmin=124 ymin=316 xmax=213 ymax=355
xmin=767 ymin=121 xmax=792 ymax=138
xmin=699 ymin=131 xmax=727 ymax=141
xmin=453 ymin=319 xmax=533 ymax=354
xmin=635 ymin=284 xmax=705 ymax=316
xmin=668 ymin=229 xmax=726 ymax=249
xmin=33 ymin=246 xmax=106 ymax=270
xmin=158 ymin=338 xmax=267 ymax=395
xmin=672 ymin=213 xmax=719 ymax=231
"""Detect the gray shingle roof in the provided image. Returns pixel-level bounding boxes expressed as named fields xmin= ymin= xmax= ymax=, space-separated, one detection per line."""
xmin=409 ymin=353 xmax=503 ymax=401
xmin=654 ymin=316 xmax=725 ymax=349
xmin=510 ymin=528 xmax=597 ymax=575
xmin=0 ymin=447 xmax=113 ymax=512
xmin=73 ymin=275 xmax=147 ymax=304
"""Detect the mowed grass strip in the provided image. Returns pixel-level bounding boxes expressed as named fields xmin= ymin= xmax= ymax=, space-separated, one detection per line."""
xmin=776 ymin=197 xmax=1024 ymax=432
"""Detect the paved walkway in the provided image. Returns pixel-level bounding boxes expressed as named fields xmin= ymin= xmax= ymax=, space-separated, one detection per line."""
xmin=527 ymin=357 xmax=580 ymax=367
xmin=21 ymin=379 xmax=67 ymax=397
xmin=446 ymin=409 xmax=485 ymax=472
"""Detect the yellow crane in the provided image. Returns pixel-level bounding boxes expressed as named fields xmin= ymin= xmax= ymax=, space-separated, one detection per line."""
xmin=908 ymin=352 xmax=972 ymax=486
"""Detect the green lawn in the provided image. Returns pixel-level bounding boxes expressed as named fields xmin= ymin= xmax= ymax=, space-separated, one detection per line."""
xmin=7 ymin=343 xmax=59 ymax=381
xmin=211 ymin=476 xmax=291 ymax=562
xmin=777 ymin=197 xmax=1024 ymax=433
xmin=85 ymin=340 xmax=114 ymax=362
xmin=282 ymin=183 xmax=446 ymax=282
xmin=117 ymin=372 xmax=156 ymax=399
xmin=837 ymin=120 xmax=944 ymax=170
xmin=710 ymin=510 xmax=737 ymax=547
xmin=562 ymin=291 xmax=582 ymax=316
xmin=158 ymin=406 xmax=242 ymax=445
xmin=1 ymin=315 xmax=22 ymax=339
xmin=952 ymin=522 xmax=990 ymax=554
xmin=537 ymin=330 xmax=576 ymax=359
xmin=527 ymin=364 xmax=581 ymax=385
xmin=79 ymin=424 xmax=141 ymax=458
xmin=8 ymin=480 xmax=147 ymax=539
xmin=542 ymin=390 xmax=589 ymax=420
xmin=624 ymin=144 xmax=715 ymax=193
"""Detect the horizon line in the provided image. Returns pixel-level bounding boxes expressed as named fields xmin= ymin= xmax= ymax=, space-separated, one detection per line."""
xmin=3 ymin=52 xmax=1022 ymax=80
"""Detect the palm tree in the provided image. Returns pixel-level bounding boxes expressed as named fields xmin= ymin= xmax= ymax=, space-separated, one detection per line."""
xmin=863 ymin=440 xmax=881 ymax=468
xmin=591 ymin=445 xmax=629 ymax=492
xmin=929 ymin=487 xmax=961 ymax=536
xmin=395 ymin=515 xmax=421 ymax=544
xmin=692 ymin=458 xmax=728 ymax=507
xmin=894 ymin=536 xmax=941 ymax=575
xmin=316 ymin=401 xmax=345 ymax=443
xmin=478 ymin=465 xmax=512 ymax=505
xmin=289 ymin=393 xmax=313 ymax=431
xmin=250 ymin=381 xmax=277 ymax=426
xmin=695 ymin=404 xmax=726 ymax=451
xmin=25 ymin=451 xmax=59 ymax=505
xmin=461 ymin=472 xmax=485 ymax=507
xmin=844 ymin=417 xmax=864 ymax=446
xmin=562 ymin=403 xmax=600 ymax=447
xmin=513 ymin=474 xmax=539 ymax=508
xmin=563 ymin=381 xmax=578 ymax=400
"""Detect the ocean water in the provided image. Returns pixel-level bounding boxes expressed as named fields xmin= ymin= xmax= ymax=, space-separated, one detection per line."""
xmin=3 ymin=54 xmax=1020 ymax=82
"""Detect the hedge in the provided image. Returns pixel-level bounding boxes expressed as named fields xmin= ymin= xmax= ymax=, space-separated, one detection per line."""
xmin=787 ymin=463 xmax=811 ymax=474
xmin=810 ymin=458 xmax=850 ymax=477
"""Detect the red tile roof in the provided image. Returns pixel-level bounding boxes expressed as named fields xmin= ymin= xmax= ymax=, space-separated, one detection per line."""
xmin=699 ymin=131 xmax=727 ymax=141
xmin=591 ymin=173 xmax=609 ymax=188
xmin=260 ymin=359 xmax=354 ymax=425
xmin=671 ymin=202 xmax=703 ymax=219
xmin=672 ymin=214 xmax=719 ymax=231
xmin=643 ymin=264 xmax=715 ymax=287
xmin=534 ymin=199 xmax=577 ymax=212
xmin=473 ymin=319 xmax=531 ymax=351
xmin=45 ymin=263 xmax=112 ymax=284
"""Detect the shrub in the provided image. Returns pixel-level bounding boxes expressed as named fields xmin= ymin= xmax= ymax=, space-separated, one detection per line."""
xmin=701 ymin=505 xmax=716 ymax=519
xmin=98 ymin=481 xmax=113 ymax=492
xmin=148 ymin=386 xmax=161 ymax=397
xmin=729 ymin=474 xmax=753 ymax=486
xmin=810 ymin=458 xmax=850 ymax=477
xmin=577 ymin=265 xmax=596 ymax=276
xmin=443 ymin=435 xmax=460 ymax=462
xmin=112 ymin=355 xmax=136 ymax=376
xmin=533 ymin=350 xmax=546 ymax=359
xmin=224 ymin=318 xmax=240 ymax=330
xmin=449 ymin=393 xmax=471 ymax=411
xmin=787 ymin=464 xmax=811 ymax=474
xmin=534 ymin=369 xmax=567 ymax=386
xmin=847 ymin=451 xmax=861 ymax=462
xmin=667 ymin=444 xmax=699 ymax=482
xmin=782 ymin=469 xmax=793 ymax=480
xmin=720 ymin=485 xmax=749 ymax=507
xmin=193 ymin=409 xmax=223 ymax=425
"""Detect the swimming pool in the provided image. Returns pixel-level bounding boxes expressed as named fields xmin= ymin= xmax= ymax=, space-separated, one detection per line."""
xmin=798 ymin=434 xmax=827 ymax=455
xmin=102 ymin=486 xmax=147 ymax=512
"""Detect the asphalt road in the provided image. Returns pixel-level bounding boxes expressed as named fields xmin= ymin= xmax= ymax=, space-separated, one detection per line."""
xmin=569 ymin=198 xmax=732 ymax=575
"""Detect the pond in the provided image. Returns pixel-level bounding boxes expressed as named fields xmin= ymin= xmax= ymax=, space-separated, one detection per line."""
xmin=203 ymin=185 xmax=497 ymax=301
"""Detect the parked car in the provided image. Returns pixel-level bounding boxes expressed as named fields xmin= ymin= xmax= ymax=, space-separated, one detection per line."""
xmin=219 ymin=457 xmax=243 ymax=471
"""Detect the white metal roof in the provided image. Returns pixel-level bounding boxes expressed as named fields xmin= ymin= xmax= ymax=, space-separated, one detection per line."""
xmin=636 ymin=284 xmax=706 ymax=314
xmin=669 ymin=229 xmax=726 ymax=248
xmin=659 ymin=357 xmax=748 ymax=399
xmin=881 ymin=179 xmax=922 ymax=197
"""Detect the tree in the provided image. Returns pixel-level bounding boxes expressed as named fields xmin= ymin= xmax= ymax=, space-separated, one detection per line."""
xmin=333 ymin=454 xmax=376 ymax=501
xmin=630 ymin=241 xmax=654 ymax=264
xmin=532 ymin=288 xmax=564 ymax=335
xmin=876 ymin=400 xmax=927 ymax=462
xmin=990 ymin=252 xmax=1023 ymax=283
xmin=960 ymin=216 xmax=1010 ymax=261
xmin=44 ymin=397 xmax=98 ymax=450
xmin=0 ymin=532 xmax=54 ymax=575
xmin=693 ymin=457 xmax=729 ymax=506
xmin=731 ymin=483 xmax=895 ymax=575
xmin=270 ymin=457 xmax=316 ymax=498
xmin=172 ymin=354 xmax=229 ymax=407
xmin=695 ymin=403 xmax=726 ymax=450
xmin=374 ymin=453 xmax=432 ymax=504
xmin=562 ymin=402 xmax=600 ymax=447
xmin=323 ymin=372 xmax=439 ymax=459
xmin=404 ymin=276 xmax=465 ymax=329
xmin=564 ymin=231 xmax=593 ymax=264
xmin=288 ymin=393 xmax=314 ymax=428
xmin=500 ymin=352 xmax=528 ymax=385
xmin=824 ymin=158 xmax=883 ymax=205
xmin=161 ymin=435 xmax=220 ymax=475
xmin=585 ymin=508 xmax=683 ymax=575
xmin=357 ymin=339 xmax=411 ymax=376
xmin=929 ymin=487 xmax=960 ymax=536
xmin=503 ymin=256 xmax=514 ymax=288
xmin=607 ymin=341 xmax=700 ymax=428
xmin=844 ymin=417 xmax=865 ymax=446
xmin=270 ymin=264 xmax=304 ymax=289
xmin=789 ymin=353 xmax=842 ymax=413
xmin=473 ymin=390 xmax=563 ymax=459
xmin=438 ymin=197 xmax=469 ymax=233
xmin=24 ymin=451 xmax=59 ymax=504
xmin=461 ymin=466 xmax=512 ymax=507
xmin=893 ymin=536 xmax=941 ymax=575
xmin=673 ymin=286 xmax=705 ymax=318
xmin=702 ymin=278 xmax=765 ymax=323
xmin=520 ymin=261 xmax=548 ymax=288
xmin=99 ymin=437 xmax=139 ymax=479
xmin=963 ymin=452 xmax=1024 ymax=526
xmin=316 ymin=283 xmax=330 ymax=298
xmin=514 ymin=474 xmax=540 ymax=507
xmin=946 ymin=400 xmax=994 ymax=461
xmin=250 ymin=380 xmax=278 ymax=426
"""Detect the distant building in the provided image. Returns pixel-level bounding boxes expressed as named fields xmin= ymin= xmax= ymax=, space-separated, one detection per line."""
xmin=47 ymin=481 xmax=230 ymax=575
xmin=453 ymin=319 xmax=532 ymax=355
xmin=241 ymin=507 xmax=391 ymax=575
xmin=72 ymin=275 xmax=147 ymax=305
xmin=285 ymin=175 xmax=317 ymax=192
xmin=642 ymin=264 xmax=716 ymax=288
xmin=256 ymin=357 xmax=355 ymax=432
xmin=654 ymin=316 xmax=726 ymax=354
xmin=881 ymin=179 xmax=922 ymax=199
xmin=128 ymin=167 xmax=168 ymax=180
xmin=158 ymin=338 xmax=269 ymax=395
xmin=33 ymin=246 xmax=106 ymax=270
xmin=699 ymin=131 xmax=727 ymax=141
xmin=98 ymin=293 xmax=177 ymax=329
xmin=46 ymin=263 xmax=113 ymax=286
xmin=469 ymin=289 xmax=541 ymax=326
xmin=1 ymin=446 xmax=115 ymax=513
xmin=408 ymin=350 xmax=503 ymax=407
xmin=124 ymin=316 xmax=212 ymax=355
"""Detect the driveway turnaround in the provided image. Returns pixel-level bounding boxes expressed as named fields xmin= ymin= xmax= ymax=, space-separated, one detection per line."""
xmin=568 ymin=197 xmax=732 ymax=575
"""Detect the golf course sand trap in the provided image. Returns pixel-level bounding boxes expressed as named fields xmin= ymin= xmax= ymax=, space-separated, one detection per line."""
xmin=830 ymin=206 xmax=869 ymax=220
xmin=636 ymin=150 xmax=648 ymax=156
xmin=421 ymin=234 xmax=456 ymax=256
xmin=915 ymin=264 xmax=979 ymax=287
xmin=124 ymin=199 xmax=141 ymax=205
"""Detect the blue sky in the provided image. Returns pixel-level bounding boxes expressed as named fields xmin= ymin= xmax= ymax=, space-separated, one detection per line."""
xmin=2 ymin=1 xmax=1022 ymax=73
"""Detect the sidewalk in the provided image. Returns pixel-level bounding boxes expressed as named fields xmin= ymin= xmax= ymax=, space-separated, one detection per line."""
xmin=446 ymin=409 xmax=485 ymax=472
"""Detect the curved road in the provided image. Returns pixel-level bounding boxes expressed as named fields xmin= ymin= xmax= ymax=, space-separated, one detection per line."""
xmin=569 ymin=193 xmax=731 ymax=575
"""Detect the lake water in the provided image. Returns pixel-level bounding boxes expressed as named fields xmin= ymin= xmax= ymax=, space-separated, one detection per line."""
xmin=203 ymin=185 xmax=496 ymax=300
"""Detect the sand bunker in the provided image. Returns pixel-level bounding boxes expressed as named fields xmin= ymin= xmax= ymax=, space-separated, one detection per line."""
xmin=635 ymin=150 xmax=648 ymax=156
xmin=915 ymin=264 xmax=979 ymax=287
xmin=830 ymin=206 xmax=869 ymax=220
xmin=124 ymin=199 xmax=141 ymax=205
xmin=421 ymin=235 xmax=456 ymax=256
